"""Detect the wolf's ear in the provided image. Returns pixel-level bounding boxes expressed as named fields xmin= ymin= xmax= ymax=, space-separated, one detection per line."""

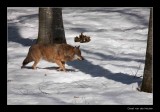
xmin=74 ymin=45 xmax=80 ymax=49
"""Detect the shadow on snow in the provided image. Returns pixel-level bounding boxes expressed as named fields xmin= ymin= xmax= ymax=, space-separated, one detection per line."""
xmin=8 ymin=14 xmax=37 ymax=46
xmin=67 ymin=48 xmax=143 ymax=85
xmin=67 ymin=59 xmax=142 ymax=85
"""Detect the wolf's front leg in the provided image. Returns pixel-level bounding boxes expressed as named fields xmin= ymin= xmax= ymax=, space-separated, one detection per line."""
xmin=61 ymin=61 xmax=65 ymax=68
xmin=55 ymin=60 xmax=66 ymax=72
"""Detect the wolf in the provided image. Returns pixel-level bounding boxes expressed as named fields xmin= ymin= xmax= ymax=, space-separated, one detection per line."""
xmin=21 ymin=43 xmax=84 ymax=71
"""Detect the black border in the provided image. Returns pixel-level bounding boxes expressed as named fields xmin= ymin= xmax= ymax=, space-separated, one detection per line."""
xmin=6 ymin=0 xmax=154 ymax=7
xmin=2 ymin=3 xmax=7 ymax=111
xmin=5 ymin=0 xmax=159 ymax=111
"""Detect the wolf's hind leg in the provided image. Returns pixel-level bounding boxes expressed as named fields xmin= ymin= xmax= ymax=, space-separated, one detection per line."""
xmin=32 ymin=60 xmax=40 ymax=69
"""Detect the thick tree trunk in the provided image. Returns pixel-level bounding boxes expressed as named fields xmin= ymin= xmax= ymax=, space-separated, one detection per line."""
xmin=140 ymin=8 xmax=152 ymax=93
xmin=37 ymin=7 xmax=66 ymax=44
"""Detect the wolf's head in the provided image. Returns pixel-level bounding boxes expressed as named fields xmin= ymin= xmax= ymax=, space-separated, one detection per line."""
xmin=73 ymin=46 xmax=84 ymax=61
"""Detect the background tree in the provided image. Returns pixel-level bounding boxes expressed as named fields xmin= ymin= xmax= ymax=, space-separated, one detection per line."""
xmin=140 ymin=8 xmax=152 ymax=93
xmin=37 ymin=7 xmax=66 ymax=44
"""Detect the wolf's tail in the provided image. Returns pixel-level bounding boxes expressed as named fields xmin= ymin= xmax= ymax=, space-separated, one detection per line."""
xmin=22 ymin=57 xmax=30 ymax=66
xmin=21 ymin=55 xmax=33 ymax=68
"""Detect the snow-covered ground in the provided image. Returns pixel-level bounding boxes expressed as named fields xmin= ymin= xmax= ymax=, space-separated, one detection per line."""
xmin=7 ymin=7 xmax=152 ymax=105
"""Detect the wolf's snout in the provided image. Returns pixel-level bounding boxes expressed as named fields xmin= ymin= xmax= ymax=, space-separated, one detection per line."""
xmin=81 ymin=56 xmax=84 ymax=60
xmin=78 ymin=56 xmax=84 ymax=61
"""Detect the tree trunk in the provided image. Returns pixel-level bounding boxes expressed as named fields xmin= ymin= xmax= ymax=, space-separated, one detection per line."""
xmin=37 ymin=7 xmax=66 ymax=44
xmin=140 ymin=8 xmax=152 ymax=93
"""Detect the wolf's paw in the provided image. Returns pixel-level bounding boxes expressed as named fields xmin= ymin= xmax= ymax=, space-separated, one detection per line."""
xmin=32 ymin=66 xmax=37 ymax=70
xmin=57 ymin=68 xmax=66 ymax=72
xmin=57 ymin=68 xmax=63 ymax=71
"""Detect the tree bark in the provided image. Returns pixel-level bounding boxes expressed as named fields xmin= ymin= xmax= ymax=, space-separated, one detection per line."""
xmin=140 ymin=8 xmax=152 ymax=93
xmin=37 ymin=7 xmax=66 ymax=44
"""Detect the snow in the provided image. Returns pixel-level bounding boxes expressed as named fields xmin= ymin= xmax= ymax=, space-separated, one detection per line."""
xmin=7 ymin=7 xmax=152 ymax=105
